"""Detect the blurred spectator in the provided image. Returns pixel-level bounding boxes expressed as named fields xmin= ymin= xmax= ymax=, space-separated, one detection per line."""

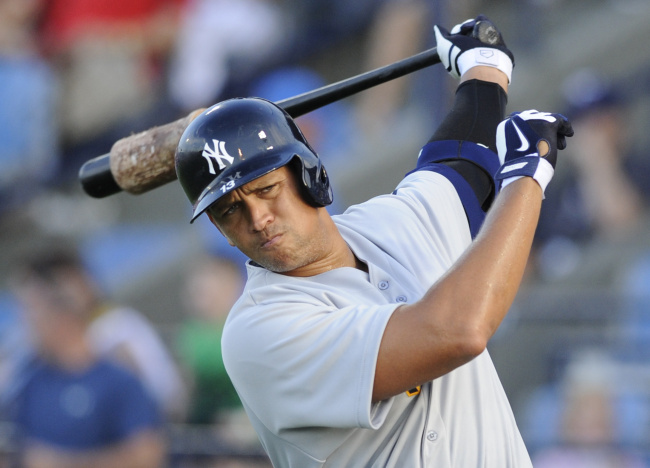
xmin=353 ymin=0 xmax=432 ymax=138
xmin=533 ymin=69 xmax=650 ymax=280
xmin=175 ymin=255 xmax=244 ymax=426
xmin=281 ymin=0 xmax=382 ymax=59
xmin=280 ymin=0 xmax=433 ymax=142
xmin=616 ymin=252 xmax=650 ymax=361
xmin=525 ymin=348 xmax=648 ymax=468
xmin=89 ymin=304 xmax=188 ymax=422
xmin=0 ymin=0 xmax=59 ymax=214
xmin=176 ymin=253 xmax=263 ymax=454
xmin=6 ymin=249 xmax=166 ymax=468
xmin=0 ymin=294 xmax=31 ymax=408
xmin=38 ymin=0 xmax=186 ymax=180
xmin=9 ymin=245 xmax=187 ymax=421
xmin=167 ymin=0 xmax=287 ymax=113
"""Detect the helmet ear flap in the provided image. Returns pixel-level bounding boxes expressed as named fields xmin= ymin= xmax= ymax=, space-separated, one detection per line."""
xmin=289 ymin=154 xmax=333 ymax=207
xmin=317 ymin=164 xmax=333 ymax=205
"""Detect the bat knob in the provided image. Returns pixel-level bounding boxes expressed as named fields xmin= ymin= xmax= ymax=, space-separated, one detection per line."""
xmin=79 ymin=154 xmax=123 ymax=198
xmin=473 ymin=19 xmax=505 ymax=47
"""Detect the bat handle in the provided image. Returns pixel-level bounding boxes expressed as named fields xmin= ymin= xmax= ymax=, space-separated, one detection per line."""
xmin=79 ymin=153 xmax=121 ymax=198
xmin=279 ymin=46 xmax=439 ymax=117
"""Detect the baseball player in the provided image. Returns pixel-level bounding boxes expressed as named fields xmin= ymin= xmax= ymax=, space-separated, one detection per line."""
xmin=174 ymin=14 xmax=573 ymax=467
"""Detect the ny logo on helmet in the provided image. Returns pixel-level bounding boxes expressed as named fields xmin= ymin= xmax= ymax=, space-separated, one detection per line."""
xmin=202 ymin=139 xmax=234 ymax=174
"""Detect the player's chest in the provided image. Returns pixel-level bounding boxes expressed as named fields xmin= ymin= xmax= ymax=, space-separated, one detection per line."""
xmin=307 ymin=260 xmax=432 ymax=308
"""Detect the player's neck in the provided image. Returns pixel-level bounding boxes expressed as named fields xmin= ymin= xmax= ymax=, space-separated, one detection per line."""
xmin=287 ymin=249 xmax=366 ymax=277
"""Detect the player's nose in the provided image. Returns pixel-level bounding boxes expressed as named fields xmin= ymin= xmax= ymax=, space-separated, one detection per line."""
xmin=247 ymin=199 xmax=273 ymax=233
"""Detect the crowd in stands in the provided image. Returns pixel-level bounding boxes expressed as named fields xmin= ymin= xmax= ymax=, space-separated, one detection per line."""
xmin=519 ymin=67 xmax=650 ymax=465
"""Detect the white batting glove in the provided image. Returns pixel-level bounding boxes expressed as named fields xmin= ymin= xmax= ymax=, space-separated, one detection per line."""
xmin=434 ymin=14 xmax=514 ymax=83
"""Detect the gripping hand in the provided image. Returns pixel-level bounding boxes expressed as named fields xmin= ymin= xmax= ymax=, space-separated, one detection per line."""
xmin=434 ymin=14 xmax=514 ymax=82
xmin=495 ymin=110 xmax=574 ymax=194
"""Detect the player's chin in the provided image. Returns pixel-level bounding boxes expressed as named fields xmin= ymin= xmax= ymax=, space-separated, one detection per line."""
xmin=252 ymin=250 xmax=307 ymax=274
xmin=256 ymin=256 xmax=300 ymax=274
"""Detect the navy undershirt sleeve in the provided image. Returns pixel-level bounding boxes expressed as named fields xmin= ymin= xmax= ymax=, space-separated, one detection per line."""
xmin=407 ymin=140 xmax=500 ymax=238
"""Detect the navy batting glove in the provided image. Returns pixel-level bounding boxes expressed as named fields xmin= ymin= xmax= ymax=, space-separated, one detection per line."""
xmin=495 ymin=110 xmax=574 ymax=194
xmin=434 ymin=14 xmax=514 ymax=82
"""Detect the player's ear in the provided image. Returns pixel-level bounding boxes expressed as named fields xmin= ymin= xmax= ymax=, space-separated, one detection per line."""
xmin=207 ymin=212 xmax=236 ymax=247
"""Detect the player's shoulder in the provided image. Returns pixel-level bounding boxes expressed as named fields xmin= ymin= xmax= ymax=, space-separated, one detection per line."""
xmin=394 ymin=168 xmax=468 ymax=218
xmin=336 ymin=170 xmax=455 ymax=219
xmin=229 ymin=266 xmax=325 ymax=315
xmin=395 ymin=167 xmax=458 ymax=193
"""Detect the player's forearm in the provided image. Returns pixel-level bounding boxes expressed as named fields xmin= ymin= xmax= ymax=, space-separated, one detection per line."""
xmin=460 ymin=66 xmax=508 ymax=93
xmin=374 ymin=178 xmax=541 ymax=402
xmin=432 ymin=177 xmax=541 ymax=344
xmin=414 ymin=178 xmax=541 ymax=354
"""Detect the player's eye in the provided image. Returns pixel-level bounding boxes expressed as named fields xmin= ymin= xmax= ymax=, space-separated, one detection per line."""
xmin=259 ymin=184 xmax=278 ymax=195
xmin=221 ymin=203 xmax=240 ymax=217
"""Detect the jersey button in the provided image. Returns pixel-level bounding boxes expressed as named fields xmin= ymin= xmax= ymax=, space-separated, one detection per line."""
xmin=426 ymin=431 xmax=438 ymax=442
xmin=378 ymin=280 xmax=389 ymax=290
xmin=396 ymin=295 xmax=407 ymax=302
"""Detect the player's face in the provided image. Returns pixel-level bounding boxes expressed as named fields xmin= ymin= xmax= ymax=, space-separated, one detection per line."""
xmin=207 ymin=166 xmax=333 ymax=275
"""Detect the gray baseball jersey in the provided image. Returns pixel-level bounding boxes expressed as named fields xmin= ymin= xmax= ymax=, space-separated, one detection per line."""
xmin=222 ymin=169 xmax=532 ymax=467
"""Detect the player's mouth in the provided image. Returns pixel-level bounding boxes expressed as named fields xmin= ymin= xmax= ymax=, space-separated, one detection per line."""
xmin=261 ymin=233 xmax=283 ymax=249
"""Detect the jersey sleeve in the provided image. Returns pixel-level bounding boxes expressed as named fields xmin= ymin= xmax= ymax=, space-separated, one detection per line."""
xmin=385 ymin=169 xmax=474 ymax=268
xmin=222 ymin=286 xmax=398 ymax=434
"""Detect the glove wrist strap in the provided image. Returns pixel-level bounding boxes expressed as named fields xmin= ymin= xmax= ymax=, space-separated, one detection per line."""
xmin=457 ymin=48 xmax=513 ymax=83
xmin=497 ymin=156 xmax=554 ymax=195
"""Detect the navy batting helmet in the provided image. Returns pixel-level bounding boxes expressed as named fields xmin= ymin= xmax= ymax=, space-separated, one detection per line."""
xmin=175 ymin=97 xmax=333 ymax=223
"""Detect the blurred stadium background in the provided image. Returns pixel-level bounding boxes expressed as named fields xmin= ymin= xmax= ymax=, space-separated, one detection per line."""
xmin=3 ymin=0 xmax=650 ymax=466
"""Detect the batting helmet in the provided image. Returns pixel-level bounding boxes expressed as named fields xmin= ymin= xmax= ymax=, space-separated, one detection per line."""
xmin=175 ymin=97 xmax=333 ymax=223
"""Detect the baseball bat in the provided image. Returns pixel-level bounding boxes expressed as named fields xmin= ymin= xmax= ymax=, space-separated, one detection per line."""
xmin=79 ymin=46 xmax=441 ymax=199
